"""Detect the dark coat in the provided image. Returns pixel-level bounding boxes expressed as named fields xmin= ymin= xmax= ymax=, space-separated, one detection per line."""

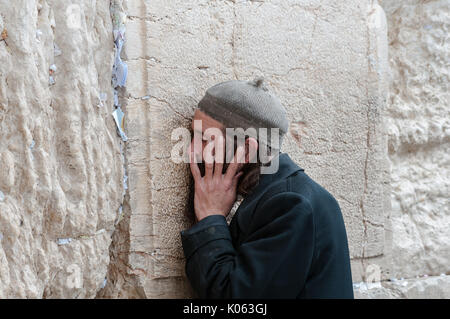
xmin=180 ymin=152 xmax=354 ymax=299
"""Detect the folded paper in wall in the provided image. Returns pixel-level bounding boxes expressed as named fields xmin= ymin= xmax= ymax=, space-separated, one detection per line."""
xmin=111 ymin=12 xmax=128 ymax=141
xmin=112 ymin=14 xmax=127 ymax=88
xmin=112 ymin=107 xmax=128 ymax=142
xmin=57 ymin=238 xmax=72 ymax=245
xmin=113 ymin=11 xmax=127 ymax=32
xmin=114 ymin=90 xmax=119 ymax=106
xmin=49 ymin=64 xmax=57 ymax=86
xmin=116 ymin=205 xmax=124 ymax=225
xmin=54 ymin=43 xmax=62 ymax=56
xmin=101 ymin=278 xmax=107 ymax=289
xmin=98 ymin=92 xmax=107 ymax=108
xmin=111 ymin=9 xmax=128 ymax=225
xmin=112 ymin=38 xmax=128 ymax=88
xmin=114 ymin=24 xmax=126 ymax=42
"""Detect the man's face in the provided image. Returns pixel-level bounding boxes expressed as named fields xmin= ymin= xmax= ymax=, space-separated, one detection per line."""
xmin=191 ymin=109 xmax=224 ymax=156
xmin=190 ymin=109 xmax=238 ymax=176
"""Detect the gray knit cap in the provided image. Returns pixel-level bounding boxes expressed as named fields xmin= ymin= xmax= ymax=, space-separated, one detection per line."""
xmin=197 ymin=77 xmax=289 ymax=150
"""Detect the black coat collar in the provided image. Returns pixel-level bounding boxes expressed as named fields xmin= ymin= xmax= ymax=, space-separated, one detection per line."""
xmin=257 ymin=152 xmax=303 ymax=191
xmin=243 ymin=152 xmax=303 ymax=203
xmin=232 ymin=152 xmax=304 ymax=237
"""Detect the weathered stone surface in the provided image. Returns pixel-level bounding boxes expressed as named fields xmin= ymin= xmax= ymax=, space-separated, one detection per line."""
xmin=0 ymin=1 xmax=123 ymax=298
xmin=116 ymin=0 xmax=390 ymax=297
xmin=380 ymin=0 xmax=450 ymax=280
xmin=354 ymin=274 xmax=450 ymax=299
xmin=350 ymin=0 xmax=450 ymax=297
xmin=1 ymin=0 xmax=448 ymax=299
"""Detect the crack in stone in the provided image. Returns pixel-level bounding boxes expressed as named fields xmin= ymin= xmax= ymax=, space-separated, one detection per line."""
xmin=360 ymin=1 xmax=375 ymax=271
xmin=288 ymin=3 xmax=322 ymax=14
xmin=252 ymin=62 xmax=309 ymax=78
xmin=137 ymin=94 xmax=190 ymax=120
xmin=230 ymin=0 xmax=238 ymax=80
xmin=352 ymin=252 xmax=384 ymax=260
xmin=307 ymin=8 xmax=320 ymax=54
xmin=364 ymin=219 xmax=383 ymax=228
xmin=97 ymin=0 xmax=147 ymax=299
xmin=128 ymin=1 xmax=210 ymax=23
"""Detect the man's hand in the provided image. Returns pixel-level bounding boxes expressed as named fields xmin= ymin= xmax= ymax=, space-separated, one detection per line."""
xmin=189 ymin=136 xmax=244 ymax=222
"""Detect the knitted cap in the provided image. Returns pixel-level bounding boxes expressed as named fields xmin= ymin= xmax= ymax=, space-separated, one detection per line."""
xmin=197 ymin=77 xmax=289 ymax=150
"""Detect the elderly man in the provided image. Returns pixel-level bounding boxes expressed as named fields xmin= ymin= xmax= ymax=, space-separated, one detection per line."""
xmin=180 ymin=78 xmax=353 ymax=299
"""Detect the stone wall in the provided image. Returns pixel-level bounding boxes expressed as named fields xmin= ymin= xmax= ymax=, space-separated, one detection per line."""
xmin=384 ymin=0 xmax=449 ymax=280
xmin=0 ymin=1 xmax=124 ymax=298
xmin=0 ymin=0 xmax=448 ymax=299
xmin=97 ymin=0 xmax=392 ymax=298
xmin=354 ymin=0 xmax=450 ymax=298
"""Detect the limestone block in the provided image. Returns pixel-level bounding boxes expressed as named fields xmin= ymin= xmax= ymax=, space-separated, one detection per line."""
xmin=122 ymin=0 xmax=390 ymax=297
xmin=380 ymin=0 xmax=450 ymax=279
xmin=354 ymin=274 xmax=450 ymax=299
xmin=0 ymin=0 xmax=123 ymax=298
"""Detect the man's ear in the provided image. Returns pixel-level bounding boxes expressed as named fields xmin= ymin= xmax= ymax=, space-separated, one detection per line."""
xmin=245 ymin=137 xmax=258 ymax=164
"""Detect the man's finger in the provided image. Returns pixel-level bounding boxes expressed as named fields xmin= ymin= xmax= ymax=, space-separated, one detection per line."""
xmin=225 ymin=145 xmax=245 ymax=182
xmin=204 ymin=140 xmax=215 ymax=179
xmin=189 ymin=149 xmax=201 ymax=182
xmin=214 ymin=135 xmax=225 ymax=179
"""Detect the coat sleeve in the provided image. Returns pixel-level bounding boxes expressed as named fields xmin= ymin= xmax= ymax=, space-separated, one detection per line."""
xmin=180 ymin=192 xmax=315 ymax=298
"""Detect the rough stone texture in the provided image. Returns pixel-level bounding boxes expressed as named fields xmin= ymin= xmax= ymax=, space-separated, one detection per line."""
xmin=382 ymin=0 xmax=449 ymax=279
xmin=0 ymin=1 xmax=124 ymax=298
xmin=380 ymin=0 xmax=449 ymax=283
xmin=101 ymin=0 xmax=390 ymax=298
xmin=1 ymin=0 xmax=448 ymax=299
xmin=355 ymin=274 xmax=450 ymax=299
xmin=352 ymin=0 xmax=450 ymax=298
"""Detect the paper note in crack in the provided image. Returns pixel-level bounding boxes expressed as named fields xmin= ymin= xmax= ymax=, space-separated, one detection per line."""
xmin=114 ymin=24 xmax=126 ymax=42
xmin=123 ymin=174 xmax=128 ymax=191
xmin=114 ymin=90 xmax=119 ymax=106
xmin=98 ymin=92 xmax=107 ymax=108
xmin=57 ymin=238 xmax=72 ymax=245
xmin=112 ymin=57 xmax=128 ymax=87
xmin=112 ymin=107 xmax=128 ymax=142
xmin=112 ymin=39 xmax=128 ymax=88
xmin=116 ymin=205 xmax=124 ymax=225
xmin=54 ymin=43 xmax=62 ymax=56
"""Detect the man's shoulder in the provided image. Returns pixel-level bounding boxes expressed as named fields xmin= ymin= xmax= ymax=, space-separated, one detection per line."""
xmin=259 ymin=169 xmax=340 ymax=215
xmin=253 ymin=171 xmax=313 ymax=216
xmin=264 ymin=153 xmax=337 ymax=204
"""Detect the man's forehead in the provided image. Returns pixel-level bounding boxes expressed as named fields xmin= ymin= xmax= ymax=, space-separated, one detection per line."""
xmin=191 ymin=109 xmax=225 ymax=132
